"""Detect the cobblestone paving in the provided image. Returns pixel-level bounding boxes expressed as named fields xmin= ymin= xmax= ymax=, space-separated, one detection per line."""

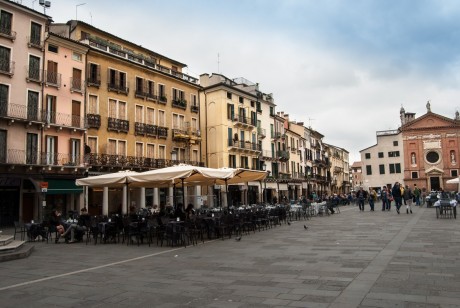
xmin=0 ymin=204 xmax=459 ymax=307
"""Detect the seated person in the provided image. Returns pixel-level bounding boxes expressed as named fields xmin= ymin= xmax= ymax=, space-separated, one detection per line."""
xmin=58 ymin=208 xmax=90 ymax=243
xmin=174 ymin=203 xmax=186 ymax=221
xmin=185 ymin=203 xmax=195 ymax=220
xmin=50 ymin=209 xmax=65 ymax=243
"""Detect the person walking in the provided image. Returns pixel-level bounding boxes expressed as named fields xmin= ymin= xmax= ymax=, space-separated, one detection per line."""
xmin=391 ymin=182 xmax=403 ymax=214
xmin=413 ymin=184 xmax=421 ymax=206
xmin=381 ymin=186 xmax=388 ymax=211
xmin=368 ymin=188 xmax=377 ymax=211
xmin=356 ymin=187 xmax=368 ymax=211
xmin=403 ymin=185 xmax=414 ymax=214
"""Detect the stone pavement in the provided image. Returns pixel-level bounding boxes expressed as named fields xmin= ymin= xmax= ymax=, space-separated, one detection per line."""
xmin=0 ymin=203 xmax=459 ymax=308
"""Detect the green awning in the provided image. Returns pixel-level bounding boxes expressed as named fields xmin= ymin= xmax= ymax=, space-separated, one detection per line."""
xmin=46 ymin=179 xmax=83 ymax=195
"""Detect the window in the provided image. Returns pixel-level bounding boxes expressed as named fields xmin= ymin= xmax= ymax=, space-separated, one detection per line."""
xmin=240 ymin=97 xmax=244 ymax=104
xmin=146 ymin=107 xmax=155 ymax=125
xmin=135 ymin=142 xmax=143 ymax=157
xmin=240 ymin=156 xmax=249 ymax=169
xmin=269 ymin=106 xmax=274 ymax=116
xmin=46 ymin=60 xmax=59 ymax=86
xmin=229 ymin=155 xmax=236 ymax=168
xmin=45 ymin=135 xmax=57 ymax=165
xmin=87 ymin=63 xmax=100 ymax=85
xmin=411 ymin=171 xmax=418 ymax=179
xmin=0 ymin=84 xmax=9 ymax=114
xmin=158 ymin=84 xmax=166 ymax=100
xmin=227 ymin=104 xmax=234 ymax=120
xmin=87 ymin=137 xmax=97 ymax=154
xmin=0 ymin=46 xmax=11 ymax=74
xmin=365 ymin=153 xmax=371 ymax=159
xmin=30 ymin=22 xmax=42 ymax=46
xmin=0 ymin=10 xmax=13 ymax=38
xmin=172 ymin=88 xmax=184 ymax=102
xmin=108 ymin=99 xmax=126 ymax=120
xmin=389 ymin=163 xmax=401 ymax=174
xmin=190 ymin=94 xmax=197 ymax=106
xmin=135 ymin=105 xmax=143 ymax=123
xmin=172 ymin=113 xmax=185 ymax=130
xmin=158 ymin=145 xmax=166 ymax=159
xmin=48 ymin=44 xmax=58 ymax=53
xmin=366 ymin=165 xmax=372 ymax=175
xmin=70 ymin=139 xmax=80 ymax=164
xmin=426 ymin=151 xmax=439 ymax=164
xmin=158 ymin=110 xmax=165 ymax=126
xmin=88 ymin=94 xmax=98 ymax=114
xmin=146 ymin=144 xmax=155 ymax=158
xmin=227 ymin=92 xmax=232 ymax=99
xmin=108 ymin=69 xmax=127 ymax=93
xmin=45 ymin=95 xmax=56 ymax=124
xmin=379 ymin=164 xmax=385 ymax=174
xmin=393 ymin=141 xmax=398 ymax=146
xmin=26 ymin=133 xmax=38 ymax=164
xmin=147 ymin=80 xmax=155 ymax=98
xmin=452 ymin=170 xmax=458 ymax=177
xmin=71 ymin=68 xmax=82 ymax=91
xmin=28 ymin=55 xmax=41 ymax=81
xmin=135 ymin=77 xmax=144 ymax=96
xmin=378 ymin=152 xmax=384 ymax=158
xmin=27 ymin=90 xmax=39 ymax=121
xmin=72 ymin=52 xmax=82 ymax=62
xmin=388 ymin=151 xmax=400 ymax=157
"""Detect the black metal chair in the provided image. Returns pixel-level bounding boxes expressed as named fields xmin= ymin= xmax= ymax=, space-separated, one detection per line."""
xmin=14 ymin=221 xmax=27 ymax=241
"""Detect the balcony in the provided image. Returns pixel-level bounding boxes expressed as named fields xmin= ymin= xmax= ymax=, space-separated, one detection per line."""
xmin=158 ymin=95 xmax=167 ymax=104
xmin=70 ymin=77 xmax=84 ymax=93
xmin=191 ymin=105 xmax=199 ymax=113
xmin=233 ymin=114 xmax=256 ymax=128
xmin=43 ymin=111 xmax=86 ymax=129
xmin=259 ymin=150 xmax=276 ymax=161
xmin=0 ymin=60 xmax=14 ymax=76
xmin=84 ymin=36 xmax=199 ymax=85
xmin=0 ymin=102 xmax=42 ymax=123
xmin=107 ymin=117 xmax=129 ymax=133
xmin=86 ymin=114 xmax=101 ymax=129
xmin=172 ymin=99 xmax=187 ymax=110
xmin=87 ymin=75 xmax=101 ymax=87
xmin=145 ymin=124 xmax=158 ymax=136
xmin=2 ymin=149 xmax=83 ymax=167
xmin=257 ymin=127 xmax=266 ymax=139
xmin=0 ymin=26 xmax=16 ymax=41
xmin=26 ymin=66 xmax=42 ymax=83
xmin=276 ymin=150 xmax=290 ymax=161
xmin=27 ymin=36 xmax=44 ymax=50
xmin=172 ymin=128 xmax=190 ymax=140
xmin=108 ymin=82 xmax=129 ymax=95
xmin=228 ymin=140 xmax=261 ymax=152
xmin=145 ymin=92 xmax=158 ymax=101
xmin=44 ymin=70 xmax=61 ymax=88
xmin=85 ymin=153 xmax=204 ymax=170
xmin=157 ymin=126 xmax=168 ymax=138
xmin=271 ymin=132 xmax=281 ymax=140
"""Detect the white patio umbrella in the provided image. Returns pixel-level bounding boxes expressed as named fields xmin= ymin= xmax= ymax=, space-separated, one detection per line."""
xmin=447 ymin=177 xmax=460 ymax=192
xmin=76 ymin=170 xmax=139 ymax=215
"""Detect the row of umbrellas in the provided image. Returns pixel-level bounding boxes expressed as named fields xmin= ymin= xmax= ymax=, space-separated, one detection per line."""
xmin=76 ymin=164 xmax=268 ymax=188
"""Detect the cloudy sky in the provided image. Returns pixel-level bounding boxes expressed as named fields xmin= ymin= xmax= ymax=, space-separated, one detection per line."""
xmin=28 ymin=0 xmax=460 ymax=162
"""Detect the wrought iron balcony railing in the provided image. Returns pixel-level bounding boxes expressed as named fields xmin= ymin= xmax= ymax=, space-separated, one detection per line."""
xmin=44 ymin=70 xmax=61 ymax=88
xmin=0 ymin=26 xmax=16 ymax=41
xmin=43 ymin=111 xmax=85 ymax=129
xmin=0 ymin=149 xmax=83 ymax=166
xmin=70 ymin=77 xmax=84 ymax=93
xmin=228 ymin=140 xmax=261 ymax=152
xmin=107 ymin=82 xmax=129 ymax=95
xmin=107 ymin=117 xmax=129 ymax=133
xmin=87 ymin=114 xmax=101 ymax=129
xmin=27 ymin=36 xmax=44 ymax=50
xmin=172 ymin=99 xmax=187 ymax=109
xmin=191 ymin=105 xmax=199 ymax=113
xmin=87 ymin=75 xmax=101 ymax=87
xmin=0 ymin=102 xmax=41 ymax=122
xmin=26 ymin=66 xmax=42 ymax=83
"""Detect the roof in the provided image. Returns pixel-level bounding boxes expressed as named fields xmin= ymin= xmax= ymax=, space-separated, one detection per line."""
xmin=351 ymin=161 xmax=362 ymax=168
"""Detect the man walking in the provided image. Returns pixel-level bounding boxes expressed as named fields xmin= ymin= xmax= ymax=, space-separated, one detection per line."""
xmin=413 ymin=184 xmax=421 ymax=206
xmin=381 ymin=186 xmax=388 ymax=211
xmin=391 ymin=182 xmax=403 ymax=214
xmin=403 ymin=185 xmax=414 ymax=214
xmin=356 ymin=187 xmax=368 ymax=211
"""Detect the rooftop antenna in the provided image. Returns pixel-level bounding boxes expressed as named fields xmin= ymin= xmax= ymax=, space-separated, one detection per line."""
xmin=217 ymin=53 xmax=220 ymax=73
xmin=76 ymin=3 xmax=86 ymax=21
xmin=308 ymin=117 xmax=315 ymax=129
xmin=90 ymin=12 xmax=92 ymax=25
xmin=39 ymin=0 xmax=51 ymax=15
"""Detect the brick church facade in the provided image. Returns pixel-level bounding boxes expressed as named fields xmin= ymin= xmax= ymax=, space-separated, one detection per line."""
xmin=400 ymin=102 xmax=460 ymax=192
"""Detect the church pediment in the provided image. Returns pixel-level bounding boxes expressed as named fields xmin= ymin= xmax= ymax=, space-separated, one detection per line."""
xmin=402 ymin=113 xmax=459 ymax=131
xmin=425 ymin=166 xmax=444 ymax=175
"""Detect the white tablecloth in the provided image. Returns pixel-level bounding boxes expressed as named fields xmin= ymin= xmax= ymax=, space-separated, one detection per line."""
xmin=434 ymin=200 xmax=457 ymax=207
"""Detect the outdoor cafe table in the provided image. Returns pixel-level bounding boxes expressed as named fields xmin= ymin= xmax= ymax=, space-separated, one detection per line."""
xmin=433 ymin=199 xmax=457 ymax=219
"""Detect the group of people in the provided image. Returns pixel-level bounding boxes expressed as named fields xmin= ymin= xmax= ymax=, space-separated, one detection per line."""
xmin=356 ymin=182 xmax=424 ymax=214
xmin=50 ymin=207 xmax=91 ymax=243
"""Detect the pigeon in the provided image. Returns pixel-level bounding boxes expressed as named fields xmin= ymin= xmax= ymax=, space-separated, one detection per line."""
xmin=287 ymin=221 xmax=291 ymax=225
xmin=235 ymin=236 xmax=242 ymax=241
xmin=304 ymin=225 xmax=308 ymax=230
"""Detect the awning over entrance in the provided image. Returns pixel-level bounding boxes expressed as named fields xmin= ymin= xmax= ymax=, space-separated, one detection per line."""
xmin=46 ymin=179 xmax=83 ymax=195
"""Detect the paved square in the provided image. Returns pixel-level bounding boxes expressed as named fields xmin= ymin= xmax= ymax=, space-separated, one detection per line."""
xmin=1 ymin=204 xmax=459 ymax=307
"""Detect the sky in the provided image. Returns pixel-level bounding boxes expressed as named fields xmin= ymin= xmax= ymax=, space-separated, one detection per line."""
xmin=26 ymin=0 xmax=460 ymax=163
